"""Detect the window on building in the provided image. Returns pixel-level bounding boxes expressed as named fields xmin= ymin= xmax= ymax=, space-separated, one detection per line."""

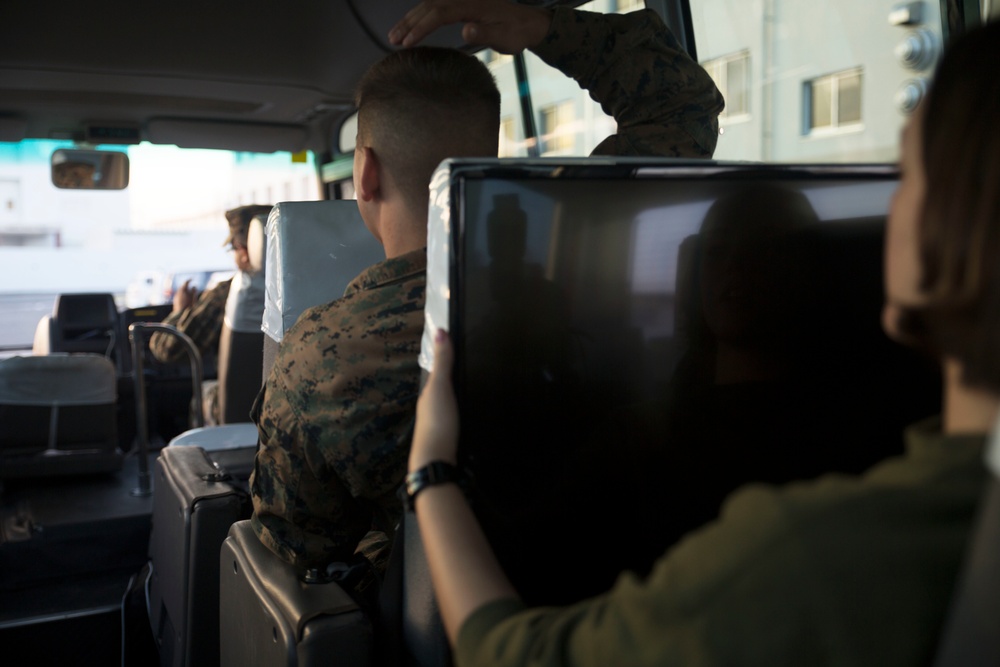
xmin=702 ymin=50 xmax=750 ymax=120
xmin=540 ymin=101 xmax=576 ymax=155
xmin=805 ymin=68 xmax=862 ymax=133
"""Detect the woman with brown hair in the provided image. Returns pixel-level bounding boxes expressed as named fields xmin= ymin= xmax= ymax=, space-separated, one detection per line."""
xmin=404 ymin=18 xmax=1000 ymax=667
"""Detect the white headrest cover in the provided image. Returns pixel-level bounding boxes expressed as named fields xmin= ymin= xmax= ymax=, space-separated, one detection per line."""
xmin=261 ymin=200 xmax=385 ymax=343
xmin=247 ymin=214 xmax=268 ymax=276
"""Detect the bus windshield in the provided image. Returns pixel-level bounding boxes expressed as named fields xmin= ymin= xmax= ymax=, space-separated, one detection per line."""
xmin=0 ymin=140 xmax=320 ymax=351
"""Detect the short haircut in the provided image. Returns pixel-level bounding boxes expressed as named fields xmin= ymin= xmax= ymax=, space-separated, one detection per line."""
xmin=907 ymin=20 xmax=1000 ymax=392
xmin=355 ymin=47 xmax=500 ymax=210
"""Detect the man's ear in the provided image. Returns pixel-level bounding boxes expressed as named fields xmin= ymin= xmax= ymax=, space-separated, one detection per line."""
xmin=234 ymin=246 xmax=251 ymax=271
xmin=356 ymin=146 xmax=381 ymax=202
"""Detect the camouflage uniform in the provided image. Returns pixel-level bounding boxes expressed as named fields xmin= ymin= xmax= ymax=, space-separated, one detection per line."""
xmin=249 ymin=8 xmax=722 ymax=572
xmin=250 ymin=249 xmax=426 ymax=570
xmin=148 ymin=278 xmax=232 ymax=364
xmin=534 ymin=7 xmax=724 ymax=158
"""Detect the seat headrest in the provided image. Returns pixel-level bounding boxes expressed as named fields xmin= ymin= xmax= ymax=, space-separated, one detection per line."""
xmin=53 ymin=293 xmax=118 ymax=331
xmin=260 ymin=200 xmax=384 ymax=343
xmin=247 ymin=213 xmax=268 ymax=275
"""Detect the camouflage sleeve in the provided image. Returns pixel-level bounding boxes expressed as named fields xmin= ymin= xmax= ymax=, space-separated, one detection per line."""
xmin=531 ymin=7 xmax=724 ymax=158
xmin=148 ymin=279 xmax=231 ymax=363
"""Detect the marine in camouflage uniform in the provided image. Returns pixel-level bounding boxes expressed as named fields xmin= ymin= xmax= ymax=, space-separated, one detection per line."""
xmin=149 ymin=204 xmax=272 ymax=424
xmin=250 ymin=250 xmax=426 ymax=570
xmin=249 ymin=6 xmax=723 ymax=573
xmin=148 ymin=279 xmax=232 ymax=364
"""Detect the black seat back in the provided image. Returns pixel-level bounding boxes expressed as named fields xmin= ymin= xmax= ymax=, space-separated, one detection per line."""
xmin=34 ymin=292 xmax=120 ymax=365
xmin=0 ymin=353 xmax=121 ymax=478
xmin=218 ymin=327 xmax=265 ymax=424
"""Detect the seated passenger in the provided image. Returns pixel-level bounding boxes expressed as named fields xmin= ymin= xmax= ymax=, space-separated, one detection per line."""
xmin=406 ymin=21 xmax=999 ymax=667
xmin=250 ymin=1 xmax=723 ymax=579
xmin=149 ymin=204 xmax=272 ymax=424
xmin=248 ymin=48 xmax=500 ymax=577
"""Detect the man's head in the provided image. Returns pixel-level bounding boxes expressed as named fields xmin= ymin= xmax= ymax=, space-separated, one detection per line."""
xmin=52 ymin=161 xmax=97 ymax=189
xmin=225 ymin=204 xmax=272 ymax=271
xmin=353 ymin=47 xmax=500 ymax=251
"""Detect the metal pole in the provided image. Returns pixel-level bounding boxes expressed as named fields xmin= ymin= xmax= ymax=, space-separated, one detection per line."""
xmin=513 ymin=52 xmax=541 ymax=158
xmin=127 ymin=322 xmax=204 ymax=497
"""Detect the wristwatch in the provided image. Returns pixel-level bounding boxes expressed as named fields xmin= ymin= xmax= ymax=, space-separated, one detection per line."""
xmin=404 ymin=461 xmax=463 ymax=510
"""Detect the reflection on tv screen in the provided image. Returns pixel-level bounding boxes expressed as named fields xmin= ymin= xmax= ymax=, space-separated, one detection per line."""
xmin=451 ymin=167 xmax=939 ymax=605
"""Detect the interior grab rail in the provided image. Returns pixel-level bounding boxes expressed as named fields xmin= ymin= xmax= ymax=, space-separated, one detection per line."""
xmin=127 ymin=322 xmax=204 ymax=497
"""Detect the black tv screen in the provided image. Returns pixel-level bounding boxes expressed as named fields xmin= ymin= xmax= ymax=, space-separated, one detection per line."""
xmin=431 ymin=159 xmax=939 ymax=604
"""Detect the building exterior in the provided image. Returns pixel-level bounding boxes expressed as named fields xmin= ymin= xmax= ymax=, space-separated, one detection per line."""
xmin=484 ymin=0 xmax=944 ymax=163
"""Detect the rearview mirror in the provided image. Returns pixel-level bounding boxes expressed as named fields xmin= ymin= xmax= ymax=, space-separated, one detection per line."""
xmin=51 ymin=149 xmax=130 ymax=190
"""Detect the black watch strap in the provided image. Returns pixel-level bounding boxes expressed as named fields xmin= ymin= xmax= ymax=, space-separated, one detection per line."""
xmin=404 ymin=461 xmax=462 ymax=510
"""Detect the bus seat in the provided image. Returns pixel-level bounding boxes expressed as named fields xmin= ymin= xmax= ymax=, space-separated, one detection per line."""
xmin=218 ymin=213 xmax=268 ymax=424
xmin=258 ymin=200 xmax=384 ymax=382
xmin=0 ymin=353 xmax=122 ymax=478
xmin=33 ymin=293 xmax=121 ymax=366
xmin=219 ymin=519 xmax=373 ymax=667
xmin=145 ymin=445 xmax=251 ymax=667
xmin=933 ymin=420 xmax=1000 ymax=667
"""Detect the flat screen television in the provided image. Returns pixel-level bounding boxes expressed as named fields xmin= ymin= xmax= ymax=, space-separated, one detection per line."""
xmin=422 ymin=158 xmax=940 ymax=604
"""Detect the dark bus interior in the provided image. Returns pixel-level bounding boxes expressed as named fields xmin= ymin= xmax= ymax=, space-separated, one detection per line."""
xmin=0 ymin=1 xmax=997 ymax=666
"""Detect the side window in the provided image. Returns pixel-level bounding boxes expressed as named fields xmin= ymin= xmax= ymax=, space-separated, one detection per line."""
xmin=478 ymin=0 xmax=639 ymax=158
xmin=690 ymin=0 xmax=949 ymax=162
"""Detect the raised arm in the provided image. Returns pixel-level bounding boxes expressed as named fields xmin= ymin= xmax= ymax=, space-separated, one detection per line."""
xmin=389 ymin=0 xmax=724 ymax=158
xmin=389 ymin=0 xmax=550 ymax=52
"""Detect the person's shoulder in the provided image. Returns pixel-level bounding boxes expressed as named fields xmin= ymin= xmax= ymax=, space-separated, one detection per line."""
xmin=276 ymin=297 xmax=353 ymax=356
xmin=200 ymin=278 xmax=233 ymax=303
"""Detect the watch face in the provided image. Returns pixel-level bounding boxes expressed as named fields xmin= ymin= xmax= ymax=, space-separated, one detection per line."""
xmin=406 ymin=461 xmax=461 ymax=509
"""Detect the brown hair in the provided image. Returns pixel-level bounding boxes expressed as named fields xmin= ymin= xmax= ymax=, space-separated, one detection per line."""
xmin=354 ymin=47 xmax=500 ymax=210
xmin=910 ymin=20 xmax=1000 ymax=392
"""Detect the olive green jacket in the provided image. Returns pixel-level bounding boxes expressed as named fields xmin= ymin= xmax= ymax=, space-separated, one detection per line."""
xmin=458 ymin=418 xmax=986 ymax=667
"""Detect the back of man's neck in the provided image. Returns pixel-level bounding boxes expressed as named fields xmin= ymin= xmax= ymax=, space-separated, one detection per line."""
xmin=378 ymin=206 xmax=428 ymax=259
